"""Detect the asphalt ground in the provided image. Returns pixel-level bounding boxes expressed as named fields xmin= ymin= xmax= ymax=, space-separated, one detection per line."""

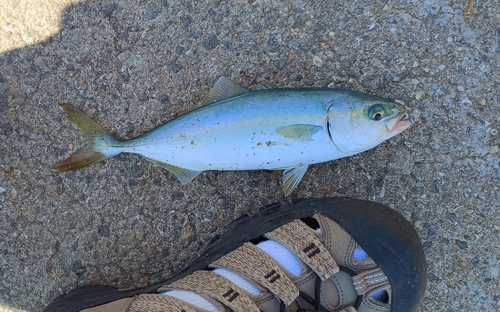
xmin=1 ymin=0 xmax=499 ymax=311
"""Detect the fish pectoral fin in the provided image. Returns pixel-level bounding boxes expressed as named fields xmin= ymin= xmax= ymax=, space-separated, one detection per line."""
xmin=282 ymin=165 xmax=309 ymax=196
xmin=145 ymin=158 xmax=201 ymax=185
xmin=277 ymin=124 xmax=322 ymax=142
xmin=198 ymin=76 xmax=249 ymax=107
xmin=255 ymin=80 xmax=277 ymax=90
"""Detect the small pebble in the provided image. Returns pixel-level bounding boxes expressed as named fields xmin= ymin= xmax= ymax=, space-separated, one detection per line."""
xmin=203 ymin=34 xmax=219 ymax=50
xmin=455 ymin=239 xmax=468 ymax=250
xmin=378 ymin=184 xmax=385 ymax=198
xmin=461 ymin=98 xmax=472 ymax=105
xmin=312 ymin=55 xmax=323 ymax=67
xmin=438 ymin=65 xmax=446 ymax=70
xmin=68 ymin=143 xmax=74 ymax=150
xmin=457 ymin=86 xmax=465 ymax=92
xmin=428 ymin=273 xmax=438 ymax=282
xmin=491 ymin=129 xmax=499 ymax=136
xmin=247 ymin=181 xmax=260 ymax=188
xmin=0 ymin=187 xmax=5 ymax=193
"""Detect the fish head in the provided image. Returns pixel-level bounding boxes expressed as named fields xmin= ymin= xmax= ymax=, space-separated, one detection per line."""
xmin=327 ymin=94 xmax=411 ymax=155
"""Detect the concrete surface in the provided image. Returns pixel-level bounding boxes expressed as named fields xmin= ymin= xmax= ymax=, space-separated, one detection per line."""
xmin=0 ymin=0 xmax=85 ymax=54
xmin=1 ymin=0 xmax=499 ymax=311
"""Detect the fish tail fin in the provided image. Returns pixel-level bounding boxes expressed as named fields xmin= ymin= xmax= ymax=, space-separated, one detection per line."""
xmin=52 ymin=103 xmax=120 ymax=172
xmin=52 ymin=148 xmax=108 ymax=172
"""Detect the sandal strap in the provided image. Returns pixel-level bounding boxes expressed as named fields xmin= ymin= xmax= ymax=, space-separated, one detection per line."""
xmin=351 ymin=267 xmax=389 ymax=295
xmin=211 ymin=242 xmax=299 ymax=305
xmin=159 ymin=270 xmax=260 ymax=311
xmin=127 ymin=294 xmax=197 ymax=312
xmin=264 ymin=220 xmax=339 ymax=280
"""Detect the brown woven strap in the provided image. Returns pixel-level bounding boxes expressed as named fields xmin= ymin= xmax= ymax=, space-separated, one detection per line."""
xmin=351 ymin=267 xmax=389 ymax=295
xmin=211 ymin=242 xmax=299 ymax=305
xmin=127 ymin=294 xmax=197 ymax=312
xmin=264 ymin=220 xmax=339 ymax=280
xmin=159 ymin=270 xmax=260 ymax=312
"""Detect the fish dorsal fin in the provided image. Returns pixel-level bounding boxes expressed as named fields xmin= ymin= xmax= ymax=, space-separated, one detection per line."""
xmin=255 ymin=80 xmax=277 ymax=90
xmin=145 ymin=158 xmax=201 ymax=185
xmin=282 ymin=165 xmax=309 ymax=196
xmin=198 ymin=76 xmax=249 ymax=107
xmin=277 ymin=124 xmax=322 ymax=142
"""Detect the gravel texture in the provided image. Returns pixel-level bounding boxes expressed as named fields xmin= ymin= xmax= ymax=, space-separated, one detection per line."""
xmin=1 ymin=0 xmax=499 ymax=311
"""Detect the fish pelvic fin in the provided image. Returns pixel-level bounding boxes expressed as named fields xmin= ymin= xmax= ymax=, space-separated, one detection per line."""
xmin=52 ymin=103 xmax=120 ymax=172
xmin=282 ymin=165 xmax=309 ymax=196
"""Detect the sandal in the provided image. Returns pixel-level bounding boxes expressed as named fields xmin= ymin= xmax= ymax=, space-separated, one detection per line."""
xmin=44 ymin=198 xmax=426 ymax=312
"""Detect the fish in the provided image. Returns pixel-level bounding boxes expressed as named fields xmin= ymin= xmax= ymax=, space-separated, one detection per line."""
xmin=52 ymin=77 xmax=411 ymax=196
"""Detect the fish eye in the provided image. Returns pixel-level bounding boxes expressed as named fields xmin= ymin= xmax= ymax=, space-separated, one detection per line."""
xmin=368 ymin=104 xmax=386 ymax=121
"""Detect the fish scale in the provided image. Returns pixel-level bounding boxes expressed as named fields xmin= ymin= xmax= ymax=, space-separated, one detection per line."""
xmin=126 ymin=90 xmax=331 ymax=170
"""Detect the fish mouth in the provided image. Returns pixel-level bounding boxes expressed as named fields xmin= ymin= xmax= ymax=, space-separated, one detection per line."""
xmin=386 ymin=113 xmax=411 ymax=133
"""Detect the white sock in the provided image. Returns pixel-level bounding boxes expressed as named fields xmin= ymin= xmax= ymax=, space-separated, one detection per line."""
xmin=161 ymin=290 xmax=219 ymax=312
xmin=256 ymin=240 xmax=302 ymax=276
xmin=372 ymin=288 xmax=389 ymax=302
xmin=213 ymin=240 xmax=304 ymax=297
xmin=160 ymin=237 xmax=366 ymax=310
xmin=353 ymin=247 xmax=369 ymax=261
xmin=161 ymin=268 xmax=263 ymax=312
xmin=160 ymin=239 xmax=300 ymax=311
xmin=213 ymin=268 xmax=261 ymax=295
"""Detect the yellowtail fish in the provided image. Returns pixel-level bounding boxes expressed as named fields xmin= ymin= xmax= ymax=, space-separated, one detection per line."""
xmin=52 ymin=77 xmax=410 ymax=196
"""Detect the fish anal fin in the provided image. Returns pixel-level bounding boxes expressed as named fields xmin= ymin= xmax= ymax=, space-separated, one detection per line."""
xmin=282 ymin=165 xmax=309 ymax=196
xmin=198 ymin=76 xmax=248 ymax=107
xmin=145 ymin=158 xmax=201 ymax=185
xmin=255 ymin=80 xmax=277 ymax=90
xmin=277 ymin=125 xmax=322 ymax=142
